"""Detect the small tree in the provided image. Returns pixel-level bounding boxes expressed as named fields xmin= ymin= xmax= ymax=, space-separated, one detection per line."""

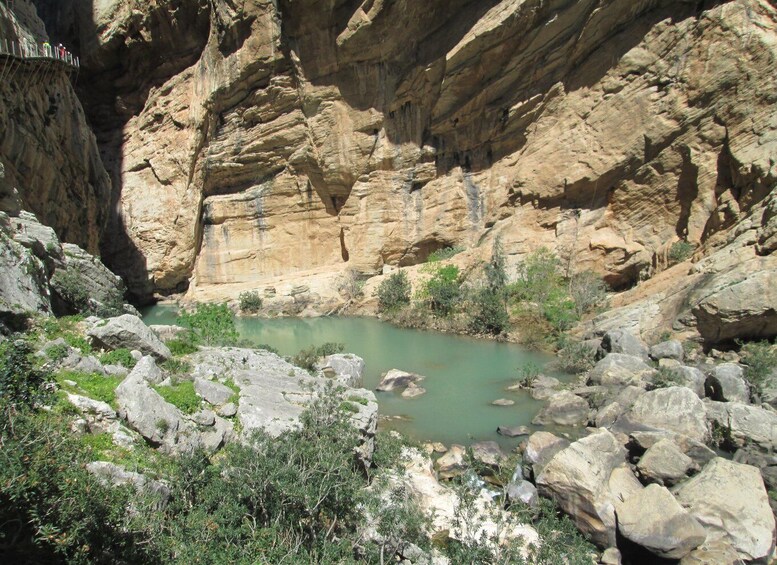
xmin=469 ymin=239 xmax=510 ymax=335
xmin=419 ymin=265 xmax=461 ymax=317
xmin=177 ymin=303 xmax=239 ymax=346
xmin=377 ymin=271 xmax=411 ymax=312
xmin=568 ymin=271 xmax=608 ymax=317
xmin=484 ymin=236 xmax=508 ymax=292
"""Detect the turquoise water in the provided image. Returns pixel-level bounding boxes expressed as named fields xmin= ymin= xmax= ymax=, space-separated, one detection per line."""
xmin=142 ymin=306 xmax=570 ymax=450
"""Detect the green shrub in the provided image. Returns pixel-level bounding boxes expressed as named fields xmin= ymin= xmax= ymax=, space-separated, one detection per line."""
xmin=469 ymin=287 xmax=509 ymax=335
xmin=177 ymin=303 xmax=238 ymax=346
xmin=377 ymin=271 xmax=411 ymax=313
xmin=291 ymin=342 xmax=345 ymax=373
xmin=651 ymin=367 xmax=681 ymax=389
xmin=167 ymin=332 xmax=199 ymax=356
xmin=238 ymin=291 xmax=263 ymax=313
xmin=556 ymin=341 xmax=597 ymax=373
xmin=254 ymin=343 xmax=279 ymax=354
xmin=51 ymin=269 xmax=90 ymax=312
xmin=484 ymin=237 xmax=508 ymax=292
xmin=418 ymin=264 xmax=461 ymax=317
xmin=100 ymin=348 xmax=137 ymax=369
xmin=517 ymin=362 xmax=541 ymax=387
xmin=153 ymin=381 xmax=201 ymax=414
xmin=427 ymin=245 xmax=464 ymax=263
xmin=45 ymin=343 xmax=69 ymax=362
xmin=511 ymin=247 xmax=564 ymax=305
xmin=161 ymin=358 xmax=192 ymax=375
xmin=668 ymin=240 xmax=695 ymax=263
xmin=0 ymin=410 xmax=148 ymax=563
xmin=740 ymin=341 xmax=777 ymax=396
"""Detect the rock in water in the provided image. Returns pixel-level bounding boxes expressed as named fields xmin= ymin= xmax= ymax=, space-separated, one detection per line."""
xmin=376 ymin=369 xmax=425 ymax=392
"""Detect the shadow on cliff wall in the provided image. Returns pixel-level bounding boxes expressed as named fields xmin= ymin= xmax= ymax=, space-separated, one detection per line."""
xmin=35 ymin=0 xmax=210 ymax=303
xmin=280 ymin=0 xmax=732 ymax=186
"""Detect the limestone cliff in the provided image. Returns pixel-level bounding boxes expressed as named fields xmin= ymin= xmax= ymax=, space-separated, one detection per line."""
xmin=25 ymin=0 xmax=777 ymax=341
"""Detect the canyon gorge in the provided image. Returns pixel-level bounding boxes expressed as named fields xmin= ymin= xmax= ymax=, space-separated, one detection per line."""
xmin=2 ymin=0 xmax=776 ymax=341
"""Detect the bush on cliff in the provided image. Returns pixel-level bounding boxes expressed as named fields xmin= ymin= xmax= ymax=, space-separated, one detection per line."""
xmin=377 ymin=271 xmax=411 ymax=313
xmin=417 ymin=264 xmax=461 ymax=317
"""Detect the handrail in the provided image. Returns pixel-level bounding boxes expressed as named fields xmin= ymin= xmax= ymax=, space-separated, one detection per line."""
xmin=0 ymin=37 xmax=79 ymax=69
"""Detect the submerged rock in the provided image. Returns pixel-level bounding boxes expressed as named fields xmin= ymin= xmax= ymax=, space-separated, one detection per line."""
xmin=376 ymin=369 xmax=425 ymax=392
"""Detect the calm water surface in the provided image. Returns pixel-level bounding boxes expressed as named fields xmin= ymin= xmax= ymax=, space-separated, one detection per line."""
xmin=142 ymin=306 xmax=572 ymax=449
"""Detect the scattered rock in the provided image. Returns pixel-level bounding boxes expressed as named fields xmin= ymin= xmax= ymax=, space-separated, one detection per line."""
xmin=678 ymin=540 xmax=741 ymax=565
xmin=376 ymin=369 xmax=424 ymax=392
xmin=629 ymin=431 xmax=716 ymax=468
xmin=600 ymin=547 xmax=622 ymax=565
xmin=128 ymin=355 xmax=165 ymax=385
xmin=532 ymin=390 xmax=589 ymax=426
xmin=192 ymin=409 xmax=216 ymax=427
xmin=523 ymin=431 xmax=569 ymax=478
xmin=318 ymin=353 xmax=365 ymax=387
xmin=66 ymin=393 xmax=117 ymax=422
xmin=674 ymin=458 xmax=776 ymax=562
xmin=218 ymin=402 xmax=238 ymax=418
xmin=86 ymin=461 xmax=170 ymax=507
xmin=506 ymin=480 xmax=538 ymax=508
xmin=149 ymin=324 xmax=187 ymax=342
xmin=594 ymin=402 xmax=623 ymax=428
xmin=669 ymin=366 xmax=706 ymax=398
xmin=616 ymin=484 xmax=706 ymax=559
xmin=636 ymin=438 xmax=696 ymax=486
xmin=470 ymin=441 xmax=506 ymax=471
xmin=88 ymin=314 xmax=172 ymax=362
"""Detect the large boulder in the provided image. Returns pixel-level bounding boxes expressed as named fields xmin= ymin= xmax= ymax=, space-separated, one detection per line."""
xmin=670 ymin=366 xmax=706 ymax=398
xmin=115 ymin=371 xmax=201 ymax=454
xmin=470 ymin=441 xmax=506 ymax=471
xmin=629 ymin=431 xmax=716 ymax=468
xmin=86 ymin=461 xmax=170 ymax=507
xmin=436 ymin=445 xmax=467 ymax=480
xmin=692 ymin=268 xmax=777 ymax=346
xmin=600 ymin=330 xmax=649 ymax=360
xmin=636 ymin=438 xmax=696 ymax=486
xmin=704 ymin=401 xmax=777 ymax=451
xmin=705 ymin=363 xmax=750 ymax=403
xmin=587 ymin=353 xmax=656 ymax=388
xmin=532 ymin=390 xmax=589 ymax=426
xmin=319 ymin=353 xmax=365 ymax=387
xmin=194 ymin=377 xmax=234 ymax=406
xmin=650 ymin=340 xmax=684 ymax=362
xmin=536 ymin=430 xmax=636 ymax=547
xmin=674 ymin=458 xmax=776 ymax=562
xmin=616 ymin=484 xmax=706 ymax=559
xmin=88 ymin=315 xmax=172 ymax=362
xmin=622 ymin=387 xmax=708 ymax=443
xmin=523 ymin=431 xmax=569 ymax=478
xmin=51 ymin=243 xmax=127 ymax=315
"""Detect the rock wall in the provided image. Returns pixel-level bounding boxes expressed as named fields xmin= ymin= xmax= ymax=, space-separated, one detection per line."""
xmin=30 ymin=1 xmax=777 ymax=336
xmin=0 ymin=1 xmax=111 ymax=254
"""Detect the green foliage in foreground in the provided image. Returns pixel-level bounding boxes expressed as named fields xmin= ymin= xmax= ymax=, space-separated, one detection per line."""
xmin=377 ymin=270 xmax=411 ymax=313
xmin=668 ymin=240 xmax=695 ymax=263
xmin=153 ymin=380 xmax=201 ymax=415
xmin=56 ymin=371 xmax=124 ymax=406
xmin=0 ymin=339 xmax=49 ymax=411
xmin=177 ymin=302 xmax=239 ymax=347
xmin=99 ymin=348 xmax=137 ymax=369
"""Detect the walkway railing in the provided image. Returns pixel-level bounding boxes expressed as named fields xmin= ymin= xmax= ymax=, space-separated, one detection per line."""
xmin=0 ymin=38 xmax=80 ymax=68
